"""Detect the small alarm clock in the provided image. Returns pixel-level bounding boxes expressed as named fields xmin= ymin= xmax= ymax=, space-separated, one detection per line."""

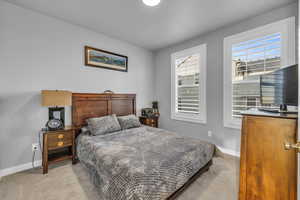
xmin=46 ymin=119 xmax=64 ymax=131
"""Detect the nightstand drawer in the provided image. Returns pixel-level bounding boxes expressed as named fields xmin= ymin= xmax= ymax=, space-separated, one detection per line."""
xmin=42 ymin=127 xmax=75 ymax=174
xmin=139 ymin=116 xmax=159 ymax=128
xmin=47 ymin=131 xmax=72 ymax=141
xmin=145 ymin=119 xmax=156 ymax=127
xmin=48 ymin=140 xmax=72 ymax=149
xmin=47 ymin=132 xmax=73 ymax=149
xmin=146 ymin=119 xmax=155 ymax=123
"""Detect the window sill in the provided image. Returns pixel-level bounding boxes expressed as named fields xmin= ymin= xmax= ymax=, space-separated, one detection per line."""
xmin=171 ymin=114 xmax=206 ymax=124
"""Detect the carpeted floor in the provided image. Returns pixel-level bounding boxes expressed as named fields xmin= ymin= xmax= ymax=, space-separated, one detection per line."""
xmin=0 ymin=155 xmax=239 ymax=200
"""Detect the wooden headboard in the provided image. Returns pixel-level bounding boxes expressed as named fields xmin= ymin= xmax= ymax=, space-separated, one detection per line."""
xmin=72 ymin=93 xmax=136 ymax=130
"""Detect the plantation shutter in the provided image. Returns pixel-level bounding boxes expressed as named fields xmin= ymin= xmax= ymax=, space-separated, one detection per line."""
xmin=176 ymin=54 xmax=200 ymax=114
xmin=231 ymin=33 xmax=281 ymax=117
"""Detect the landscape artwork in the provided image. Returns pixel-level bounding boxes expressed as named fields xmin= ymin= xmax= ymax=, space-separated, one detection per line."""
xmin=85 ymin=46 xmax=128 ymax=72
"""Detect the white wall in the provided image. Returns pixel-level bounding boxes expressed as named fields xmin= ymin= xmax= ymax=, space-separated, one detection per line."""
xmin=0 ymin=0 xmax=297 ymax=173
xmin=154 ymin=2 xmax=298 ymax=154
xmin=0 ymin=1 xmax=155 ymax=170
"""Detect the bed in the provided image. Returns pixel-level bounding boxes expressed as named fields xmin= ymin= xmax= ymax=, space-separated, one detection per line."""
xmin=72 ymin=93 xmax=215 ymax=200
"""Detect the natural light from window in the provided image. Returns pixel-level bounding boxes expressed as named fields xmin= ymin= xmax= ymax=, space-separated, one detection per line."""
xmin=171 ymin=44 xmax=207 ymax=124
xmin=231 ymin=33 xmax=281 ymax=118
xmin=175 ymin=54 xmax=200 ymax=114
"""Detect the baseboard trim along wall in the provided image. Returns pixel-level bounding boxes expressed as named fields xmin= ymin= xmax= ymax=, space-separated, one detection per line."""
xmin=217 ymin=146 xmax=240 ymax=157
xmin=0 ymin=146 xmax=239 ymax=178
xmin=0 ymin=160 xmax=42 ymax=178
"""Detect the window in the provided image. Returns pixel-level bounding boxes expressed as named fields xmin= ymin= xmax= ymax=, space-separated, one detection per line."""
xmin=224 ymin=17 xmax=295 ymax=129
xmin=171 ymin=44 xmax=207 ymax=123
xmin=232 ymin=33 xmax=282 ymax=117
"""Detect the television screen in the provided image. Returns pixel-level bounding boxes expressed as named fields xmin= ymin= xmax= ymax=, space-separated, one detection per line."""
xmin=260 ymin=64 xmax=298 ymax=107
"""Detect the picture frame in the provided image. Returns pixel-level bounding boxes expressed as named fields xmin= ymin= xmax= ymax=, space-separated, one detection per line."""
xmin=48 ymin=107 xmax=65 ymax=127
xmin=85 ymin=46 xmax=128 ymax=72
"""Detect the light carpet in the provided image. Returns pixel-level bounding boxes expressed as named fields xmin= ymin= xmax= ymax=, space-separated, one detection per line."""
xmin=0 ymin=155 xmax=239 ymax=200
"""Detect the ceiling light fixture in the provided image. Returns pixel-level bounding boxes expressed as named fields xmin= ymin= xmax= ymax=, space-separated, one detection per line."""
xmin=143 ymin=0 xmax=160 ymax=7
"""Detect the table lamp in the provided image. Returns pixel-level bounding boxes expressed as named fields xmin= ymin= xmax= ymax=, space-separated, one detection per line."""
xmin=41 ymin=90 xmax=72 ymax=130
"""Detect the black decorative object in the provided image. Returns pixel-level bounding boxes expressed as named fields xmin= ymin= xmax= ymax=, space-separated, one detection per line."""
xmin=142 ymin=108 xmax=157 ymax=118
xmin=152 ymin=101 xmax=158 ymax=109
xmin=152 ymin=101 xmax=160 ymax=117
xmin=141 ymin=102 xmax=160 ymax=118
xmin=48 ymin=107 xmax=65 ymax=129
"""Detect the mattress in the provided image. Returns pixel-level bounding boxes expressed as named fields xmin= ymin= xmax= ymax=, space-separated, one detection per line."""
xmin=76 ymin=126 xmax=214 ymax=200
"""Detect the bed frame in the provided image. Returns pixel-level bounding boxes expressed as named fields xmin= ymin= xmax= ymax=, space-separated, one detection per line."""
xmin=72 ymin=93 xmax=212 ymax=200
xmin=72 ymin=93 xmax=136 ymax=131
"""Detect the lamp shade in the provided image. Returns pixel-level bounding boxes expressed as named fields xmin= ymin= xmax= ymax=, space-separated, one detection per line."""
xmin=41 ymin=90 xmax=72 ymax=107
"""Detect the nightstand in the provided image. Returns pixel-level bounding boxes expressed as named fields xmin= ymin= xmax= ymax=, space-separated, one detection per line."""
xmin=139 ymin=116 xmax=159 ymax=128
xmin=42 ymin=126 xmax=75 ymax=174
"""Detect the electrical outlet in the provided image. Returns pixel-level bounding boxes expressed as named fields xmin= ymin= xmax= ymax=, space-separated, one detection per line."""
xmin=32 ymin=143 xmax=39 ymax=152
xmin=208 ymin=131 xmax=212 ymax=137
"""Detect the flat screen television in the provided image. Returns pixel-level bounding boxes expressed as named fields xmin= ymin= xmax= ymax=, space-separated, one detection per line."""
xmin=260 ymin=64 xmax=298 ymax=113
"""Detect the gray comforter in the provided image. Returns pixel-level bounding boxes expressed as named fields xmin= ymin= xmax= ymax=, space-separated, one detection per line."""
xmin=77 ymin=126 xmax=214 ymax=200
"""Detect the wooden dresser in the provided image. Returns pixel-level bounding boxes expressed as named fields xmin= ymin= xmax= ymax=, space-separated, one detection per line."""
xmin=239 ymin=110 xmax=297 ymax=200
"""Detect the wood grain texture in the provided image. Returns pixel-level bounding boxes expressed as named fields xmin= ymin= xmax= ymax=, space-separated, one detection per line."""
xmin=239 ymin=115 xmax=297 ymax=200
xmin=42 ymin=133 xmax=48 ymax=174
xmin=71 ymin=92 xmax=212 ymax=199
xmin=42 ymin=128 xmax=76 ymax=174
xmin=72 ymin=93 xmax=136 ymax=130
xmin=238 ymin=116 xmax=247 ymax=200
xmin=47 ymin=131 xmax=73 ymax=150
xmin=139 ymin=116 xmax=159 ymax=128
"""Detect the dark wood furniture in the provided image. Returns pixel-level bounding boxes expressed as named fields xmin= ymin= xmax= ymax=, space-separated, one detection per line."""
xmin=72 ymin=93 xmax=136 ymax=133
xmin=42 ymin=126 xmax=76 ymax=174
xmin=71 ymin=93 xmax=212 ymax=199
xmin=239 ymin=110 xmax=297 ymax=200
xmin=139 ymin=116 xmax=159 ymax=128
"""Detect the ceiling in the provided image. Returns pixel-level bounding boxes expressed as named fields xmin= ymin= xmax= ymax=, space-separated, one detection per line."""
xmin=5 ymin=0 xmax=296 ymax=50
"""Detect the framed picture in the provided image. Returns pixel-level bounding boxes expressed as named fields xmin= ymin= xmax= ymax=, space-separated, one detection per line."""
xmin=85 ymin=46 xmax=128 ymax=72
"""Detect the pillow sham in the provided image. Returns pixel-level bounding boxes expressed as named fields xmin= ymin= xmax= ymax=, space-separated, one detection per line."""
xmin=117 ymin=115 xmax=141 ymax=130
xmin=86 ymin=114 xmax=121 ymax=136
xmin=81 ymin=126 xmax=91 ymax=135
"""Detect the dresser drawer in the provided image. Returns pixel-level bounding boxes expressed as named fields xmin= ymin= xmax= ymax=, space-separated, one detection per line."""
xmin=146 ymin=119 xmax=155 ymax=123
xmin=139 ymin=116 xmax=159 ymax=128
xmin=146 ymin=119 xmax=156 ymax=127
xmin=47 ymin=131 xmax=73 ymax=150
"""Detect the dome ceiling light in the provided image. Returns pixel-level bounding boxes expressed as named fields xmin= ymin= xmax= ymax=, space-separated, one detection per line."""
xmin=142 ymin=0 xmax=161 ymax=7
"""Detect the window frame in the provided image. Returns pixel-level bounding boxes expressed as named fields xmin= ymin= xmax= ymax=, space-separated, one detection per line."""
xmin=171 ymin=44 xmax=207 ymax=124
xmin=223 ymin=17 xmax=296 ymax=129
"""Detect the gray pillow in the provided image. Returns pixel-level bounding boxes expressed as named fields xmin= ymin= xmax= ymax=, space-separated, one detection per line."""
xmin=118 ymin=115 xmax=141 ymax=130
xmin=87 ymin=114 xmax=121 ymax=136
xmin=81 ymin=126 xmax=91 ymax=135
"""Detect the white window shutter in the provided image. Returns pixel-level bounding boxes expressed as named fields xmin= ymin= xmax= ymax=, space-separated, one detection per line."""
xmin=176 ymin=54 xmax=200 ymax=114
xmin=232 ymin=33 xmax=282 ymax=117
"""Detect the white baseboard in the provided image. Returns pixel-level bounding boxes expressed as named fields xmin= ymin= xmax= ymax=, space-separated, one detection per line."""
xmin=217 ymin=146 xmax=240 ymax=157
xmin=0 ymin=160 xmax=42 ymax=178
xmin=0 ymin=146 xmax=239 ymax=178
